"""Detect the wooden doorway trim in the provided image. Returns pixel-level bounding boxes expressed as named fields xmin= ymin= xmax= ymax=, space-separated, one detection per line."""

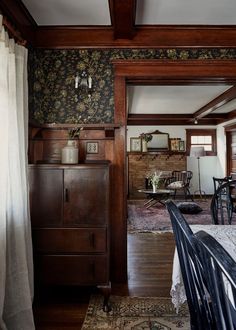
xmin=112 ymin=59 xmax=236 ymax=283
xmin=225 ymin=124 xmax=236 ymax=175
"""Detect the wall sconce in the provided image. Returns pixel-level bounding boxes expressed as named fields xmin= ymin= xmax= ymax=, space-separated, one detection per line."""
xmin=75 ymin=71 xmax=92 ymax=91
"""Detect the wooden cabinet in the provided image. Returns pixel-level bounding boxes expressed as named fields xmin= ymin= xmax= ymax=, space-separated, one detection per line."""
xmin=29 ymin=163 xmax=111 ymax=307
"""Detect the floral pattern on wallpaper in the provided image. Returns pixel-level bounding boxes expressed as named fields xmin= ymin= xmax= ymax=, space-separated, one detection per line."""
xmin=28 ymin=48 xmax=236 ymax=124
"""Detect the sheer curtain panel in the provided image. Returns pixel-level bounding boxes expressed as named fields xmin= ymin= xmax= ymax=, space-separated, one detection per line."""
xmin=0 ymin=15 xmax=35 ymax=330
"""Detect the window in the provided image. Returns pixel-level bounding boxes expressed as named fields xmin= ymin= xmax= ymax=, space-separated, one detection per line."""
xmin=186 ymin=129 xmax=217 ymax=156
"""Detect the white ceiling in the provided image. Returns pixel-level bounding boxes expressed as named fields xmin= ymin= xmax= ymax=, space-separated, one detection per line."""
xmin=21 ymin=0 xmax=236 ymax=26
xmin=21 ymin=0 xmax=111 ymax=25
xmin=128 ymin=86 xmax=233 ymax=114
xmin=136 ymin=0 xmax=236 ymax=25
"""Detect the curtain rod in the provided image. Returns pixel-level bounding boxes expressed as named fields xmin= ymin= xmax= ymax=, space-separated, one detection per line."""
xmin=2 ymin=16 xmax=27 ymax=46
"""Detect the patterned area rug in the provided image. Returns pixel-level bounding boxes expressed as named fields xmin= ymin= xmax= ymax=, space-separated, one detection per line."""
xmin=82 ymin=295 xmax=190 ymax=330
xmin=128 ymin=199 xmax=213 ymax=233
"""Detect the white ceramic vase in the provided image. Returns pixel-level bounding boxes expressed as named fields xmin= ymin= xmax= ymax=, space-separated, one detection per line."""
xmin=142 ymin=140 xmax=148 ymax=152
xmin=152 ymin=184 xmax=157 ymax=193
xmin=61 ymin=140 xmax=79 ymax=164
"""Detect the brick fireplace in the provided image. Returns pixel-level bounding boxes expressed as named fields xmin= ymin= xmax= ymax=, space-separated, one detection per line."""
xmin=127 ymin=153 xmax=187 ymax=199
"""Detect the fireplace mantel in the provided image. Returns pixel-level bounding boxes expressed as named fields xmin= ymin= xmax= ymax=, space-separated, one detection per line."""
xmin=127 ymin=153 xmax=187 ymax=198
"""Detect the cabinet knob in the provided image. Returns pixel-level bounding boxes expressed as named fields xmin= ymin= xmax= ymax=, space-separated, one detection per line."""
xmin=64 ymin=188 xmax=69 ymax=202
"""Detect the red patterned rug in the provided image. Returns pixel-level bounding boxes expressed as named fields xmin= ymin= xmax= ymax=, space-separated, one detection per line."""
xmin=128 ymin=199 xmax=213 ymax=233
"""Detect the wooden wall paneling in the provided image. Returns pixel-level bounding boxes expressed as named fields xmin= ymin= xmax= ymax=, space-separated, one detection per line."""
xmin=111 ymin=76 xmax=127 ymax=282
xmin=111 ymin=127 xmax=127 ymax=282
xmin=104 ymin=140 xmax=115 ymax=163
xmin=31 ymin=140 xmax=44 ymax=164
xmin=29 ymin=127 xmax=116 ymax=164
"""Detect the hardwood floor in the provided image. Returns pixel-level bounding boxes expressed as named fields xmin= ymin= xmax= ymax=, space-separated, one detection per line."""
xmin=127 ymin=232 xmax=175 ymax=297
xmin=33 ymin=232 xmax=175 ymax=329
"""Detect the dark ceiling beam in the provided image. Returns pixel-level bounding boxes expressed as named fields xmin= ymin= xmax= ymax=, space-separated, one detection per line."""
xmin=128 ymin=114 xmax=193 ymax=120
xmin=0 ymin=0 xmax=36 ymax=44
xmin=110 ymin=0 xmax=136 ymax=39
xmin=192 ymin=86 xmax=236 ymax=121
xmin=225 ymin=109 xmax=236 ymax=122
xmin=127 ymin=113 xmax=229 ymax=126
xmin=127 ymin=79 xmax=233 ymax=85
xmin=214 ymin=113 xmax=236 ymax=124
xmin=33 ymin=26 xmax=236 ymax=48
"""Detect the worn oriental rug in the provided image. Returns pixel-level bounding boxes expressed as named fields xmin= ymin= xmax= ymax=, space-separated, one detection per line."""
xmin=82 ymin=295 xmax=190 ymax=330
xmin=128 ymin=199 xmax=213 ymax=233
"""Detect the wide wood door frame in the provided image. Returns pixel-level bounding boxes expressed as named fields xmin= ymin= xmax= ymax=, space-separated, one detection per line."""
xmin=112 ymin=59 xmax=236 ymax=283
xmin=225 ymin=124 xmax=236 ymax=175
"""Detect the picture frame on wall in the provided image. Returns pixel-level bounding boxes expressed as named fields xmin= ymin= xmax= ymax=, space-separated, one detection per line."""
xmin=130 ymin=137 xmax=142 ymax=152
xmin=170 ymin=138 xmax=180 ymax=151
xmin=179 ymin=140 xmax=185 ymax=151
xmin=86 ymin=142 xmax=99 ymax=154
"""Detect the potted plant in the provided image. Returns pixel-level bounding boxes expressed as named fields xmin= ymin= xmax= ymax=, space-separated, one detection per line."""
xmin=148 ymin=171 xmax=163 ymax=192
xmin=139 ymin=133 xmax=153 ymax=152
xmin=68 ymin=126 xmax=83 ymax=140
xmin=61 ymin=127 xmax=83 ymax=164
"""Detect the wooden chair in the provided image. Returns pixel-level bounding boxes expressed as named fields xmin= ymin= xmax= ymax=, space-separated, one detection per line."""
xmin=210 ymin=179 xmax=236 ymax=224
xmin=213 ymin=176 xmax=232 ymax=194
xmin=166 ymin=170 xmax=193 ymax=200
xmin=196 ymin=230 xmax=236 ymax=330
xmin=166 ymin=200 xmax=215 ymax=329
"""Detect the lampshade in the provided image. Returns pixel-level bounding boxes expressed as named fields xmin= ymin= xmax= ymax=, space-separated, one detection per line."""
xmin=190 ymin=146 xmax=206 ymax=158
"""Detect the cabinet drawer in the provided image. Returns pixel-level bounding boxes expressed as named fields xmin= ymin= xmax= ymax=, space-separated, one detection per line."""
xmin=33 ymin=228 xmax=107 ymax=253
xmin=35 ymin=255 xmax=109 ymax=285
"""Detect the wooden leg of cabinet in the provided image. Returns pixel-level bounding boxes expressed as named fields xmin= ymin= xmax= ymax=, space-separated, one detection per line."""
xmin=97 ymin=281 xmax=111 ymax=312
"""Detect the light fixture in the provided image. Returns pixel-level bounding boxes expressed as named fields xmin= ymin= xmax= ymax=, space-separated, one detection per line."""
xmin=194 ymin=118 xmax=198 ymax=125
xmin=190 ymin=146 xmax=206 ymax=199
xmin=75 ymin=71 xmax=92 ymax=91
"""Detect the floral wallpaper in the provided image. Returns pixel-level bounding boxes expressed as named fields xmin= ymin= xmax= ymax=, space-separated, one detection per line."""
xmin=28 ymin=48 xmax=236 ymax=124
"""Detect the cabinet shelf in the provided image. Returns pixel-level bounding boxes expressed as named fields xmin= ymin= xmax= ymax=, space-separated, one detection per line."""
xmin=127 ymin=151 xmax=186 ymax=156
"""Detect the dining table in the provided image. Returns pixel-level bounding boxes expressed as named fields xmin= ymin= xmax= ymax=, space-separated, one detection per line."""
xmin=171 ymin=224 xmax=236 ymax=312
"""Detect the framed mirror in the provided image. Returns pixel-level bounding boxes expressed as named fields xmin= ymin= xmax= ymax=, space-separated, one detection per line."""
xmin=148 ymin=130 xmax=169 ymax=151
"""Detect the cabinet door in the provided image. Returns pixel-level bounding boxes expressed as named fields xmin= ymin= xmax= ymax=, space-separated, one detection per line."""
xmin=64 ymin=167 xmax=109 ymax=226
xmin=29 ymin=168 xmax=63 ymax=226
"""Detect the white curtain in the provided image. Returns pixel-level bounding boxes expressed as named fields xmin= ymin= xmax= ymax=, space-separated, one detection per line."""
xmin=0 ymin=15 xmax=35 ymax=330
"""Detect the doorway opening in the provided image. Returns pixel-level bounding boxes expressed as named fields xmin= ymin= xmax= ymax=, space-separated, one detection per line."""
xmin=111 ymin=59 xmax=236 ymax=284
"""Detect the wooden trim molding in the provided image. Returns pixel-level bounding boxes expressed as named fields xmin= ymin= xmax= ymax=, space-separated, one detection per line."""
xmin=113 ymin=60 xmax=236 ymax=82
xmin=186 ymin=129 xmax=217 ymax=156
xmin=0 ymin=0 xmax=36 ymax=43
xmin=34 ymin=26 xmax=236 ymax=48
